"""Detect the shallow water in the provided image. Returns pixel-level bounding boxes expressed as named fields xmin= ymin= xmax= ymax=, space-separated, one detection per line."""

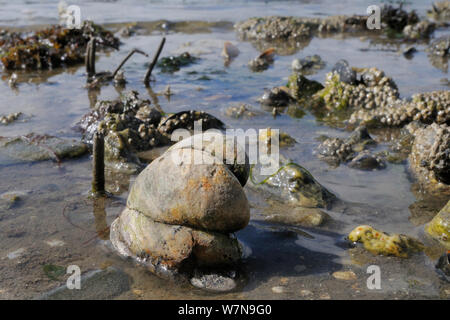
xmin=0 ymin=0 xmax=449 ymax=299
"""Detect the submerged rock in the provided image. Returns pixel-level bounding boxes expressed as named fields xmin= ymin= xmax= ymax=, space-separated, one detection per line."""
xmin=315 ymin=65 xmax=399 ymax=113
xmin=348 ymin=225 xmax=424 ymax=258
xmin=409 ymin=123 xmax=450 ymax=192
xmin=78 ymin=91 xmax=225 ymax=173
xmin=316 ymin=125 xmax=379 ymax=169
xmin=350 ymin=90 xmax=450 ymax=127
xmin=426 ymin=200 xmax=450 ymax=248
xmin=0 ymin=133 xmax=88 ymax=162
xmin=250 ymin=156 xmax=335 ymax=209
xmin=347 ymin=150 xmax=386 ymax=171
xmin=110 ymin=134 xmax=250 ymax=289
xmin=157 ymin=52 xmax=197 ymax=73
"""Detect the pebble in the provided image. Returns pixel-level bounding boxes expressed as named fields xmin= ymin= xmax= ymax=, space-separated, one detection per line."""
xmin=7 ymin=248 xmax=25 ymax=260
xmin=271 ymin=286 xmax=285 ymax=294
xmin=332 ymin=270 xmax=357 ymax=280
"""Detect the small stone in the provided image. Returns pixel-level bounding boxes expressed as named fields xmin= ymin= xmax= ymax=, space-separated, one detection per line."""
xmin=272 ymin=286 xmax=285 ymax=294
xmin=332 ymin=270 xmax=357 ymax=280
xmin=7 ymin=248 xmax=25 ymax=260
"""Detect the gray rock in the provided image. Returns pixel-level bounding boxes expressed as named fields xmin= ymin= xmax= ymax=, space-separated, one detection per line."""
xmin=332 ymin=59 xmax=356 ymax=85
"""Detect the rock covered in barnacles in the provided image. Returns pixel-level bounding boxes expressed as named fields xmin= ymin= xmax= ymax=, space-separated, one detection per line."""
xmin=250 ymin=155 xmax=335 ymax=208
xmin=409 ymin=123 xmax=450 ymax=192
xmin=426 ymin=200 xmax=450 ymax=248
xmin=0 ymin=21 xmax=119 ymax=70
xmin=110 ymin=134 xmax=250 ymax=289
xmin=248 ymin=48 xmax=275 ymax=72
xmin=316 ymin=125 xmax=378 ymax=168
xmin=314 ymin=66 xmax=399 ymax=113
xmin=234 ymin=15 xmax=369 ymax=42
xmin=78 ymin=91 xmax=225 ymax=173
xmin=348 ymin=225 xmax=424 ymax=258
xmin=349 ymin=91 xmax=450 ymax=127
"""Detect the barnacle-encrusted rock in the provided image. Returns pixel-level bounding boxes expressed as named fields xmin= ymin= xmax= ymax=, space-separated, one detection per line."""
xmin=234 ymin=15 xmax=368 ymax=42
xmin=110 ymin=135 xmax=250 ymax=288
xmin=348 ymin=225 xmax=424 ymax=258
xmin=250 ymin=155 xmax=335 ymax=208
xmin=0 ymin=133 xmax=88 ymax=162
xmin=349 ymin=91 xmax=450 ymax=127
xmin=316 ymin=125 xmax=378 ymax=168
xmin=314 ymin=65 xmax=399 ymax=114
xmin=78 ymin=91 xmax=225 ymax=173
xmin=409 ymin=123 xmax=450 ymax=191
xmin=0 ymin=21 xmax=119 ymax=70
xmin=425 ymin=200 xmax=450 ymax=248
